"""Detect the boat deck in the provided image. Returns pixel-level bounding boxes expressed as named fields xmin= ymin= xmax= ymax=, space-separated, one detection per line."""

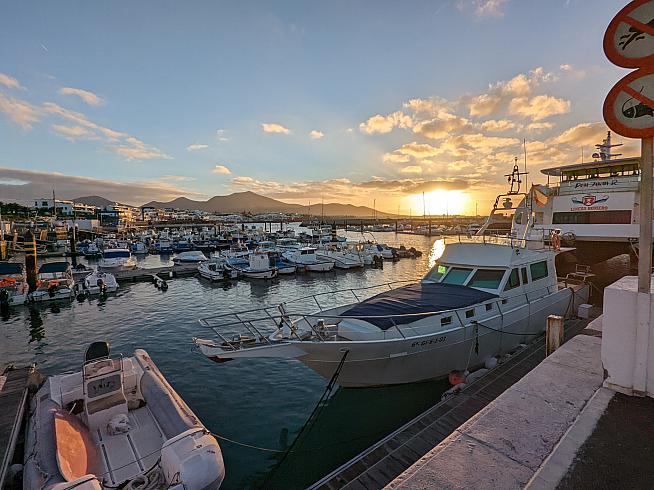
xmin=95 ymin=406 xmax=165 ymax=485
xmin=309 ymin=318 xmax=589 ymax=490
xmin=0 ymin=365 xmax=33 ymax=488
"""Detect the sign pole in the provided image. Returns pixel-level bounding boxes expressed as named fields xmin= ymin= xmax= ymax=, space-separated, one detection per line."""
xmin=640 ymin=137 xmax=653 ymax=293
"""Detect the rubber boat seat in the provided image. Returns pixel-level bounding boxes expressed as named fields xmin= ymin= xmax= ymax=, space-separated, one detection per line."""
xmin=85 ymin=341 xmax=110 ymax=363
xmin=53 ymin=409 xmax=99 ymax=481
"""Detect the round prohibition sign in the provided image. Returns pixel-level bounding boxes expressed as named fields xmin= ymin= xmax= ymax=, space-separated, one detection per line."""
xmin=604 ymin=66 xmax=654 ymax=138
xmin=604 ymin=0 xmax=654 ymax=68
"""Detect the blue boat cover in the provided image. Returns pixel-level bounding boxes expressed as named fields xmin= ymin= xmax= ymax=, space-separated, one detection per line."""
xmin=0 ymin=262 xmax=23 ymax=275
xmin=340 ymin=283 xmax=498 ymax=330
xmin=38 ymin=262 xmax=71 ymax=273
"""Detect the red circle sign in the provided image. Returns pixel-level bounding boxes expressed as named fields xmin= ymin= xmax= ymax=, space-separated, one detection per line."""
xmin=604 ymin=0 xmax=654 ymax=68
xmin=604 ymin=66 xmax=654 ymax=138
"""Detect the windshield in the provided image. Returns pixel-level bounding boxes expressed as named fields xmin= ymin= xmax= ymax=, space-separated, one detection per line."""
xmin=442 ymin=267 xmax=473 ymax=285
xmin=468 ymin=269 xmax=505 ymax=289
xmin=104 ymin=251 xmax=130 ymax=258
xmin=423 ymin=263 xmax=448 ymax=282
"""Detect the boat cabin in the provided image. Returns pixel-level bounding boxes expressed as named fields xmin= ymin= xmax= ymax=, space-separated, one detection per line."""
xmin=37 ymin=262 xmax=73 ymax=282
xmin=103 ymin=249 xmax=132 ymax=259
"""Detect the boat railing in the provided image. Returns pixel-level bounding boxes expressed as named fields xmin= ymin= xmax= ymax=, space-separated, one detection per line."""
xmin=197 ymin=282 xmax=564 ymax=349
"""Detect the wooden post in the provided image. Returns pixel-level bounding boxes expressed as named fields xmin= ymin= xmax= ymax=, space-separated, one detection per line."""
xmin=546 ymin=315 xmax=564 ymax=356
xmin=639 ymin=137 xmax=653 ymax=293
xmin=25 ymin=229 xmax=38 ymax=293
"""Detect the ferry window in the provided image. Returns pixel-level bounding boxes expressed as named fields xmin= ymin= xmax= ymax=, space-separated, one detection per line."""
xmin=504 ymin=268 xmax=520 ymax=291
xmin=485 ymin=303 xmax=493 ymax=311
xmin=530 ymin=261 xmax=549 ymax=281
xmin=441 ymin=316 xmax=452 ymax=326
xmin=465 ymin=309 xmax=475 ymax=318
xmin=521 ymin=268 xmax=529 ymax=284
xmin=553 ymin=211 xmax=631 ymax=225
xmin=468 ymin=269 xmax=505 ymax=289
xmin=442 ymin=267 xmax=473 ymax=285
xmin=424 ymin=264 xmax=448 ymax=282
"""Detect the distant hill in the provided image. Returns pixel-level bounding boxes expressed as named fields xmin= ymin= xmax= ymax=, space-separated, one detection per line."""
xmin=74 ymin=195 xmax=118 ymax=207
xmin=143 ymin=191 xmax=387 ymax=217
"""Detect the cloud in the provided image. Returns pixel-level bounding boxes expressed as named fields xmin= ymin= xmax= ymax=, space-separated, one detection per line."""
xmin=309 ymin=130 xmax=324 ymax=140
xmin=42 ymin=102 xmax=170 ymax=160
xmin=0 ymin=167 xmax=203 ymax=206
xmin=216 ymin=129 xmax=229 ymax=141
xmin=262 ymin=123 xmax=290 ymax=134
xmin=187 ymin=143 xmax=209 ymax=151
xmin=359 ymin=111 xmax=413 ymax=134
xmin=51 ymin=124 xmax=98 ymax=141
xmin=0 ymin=93 xmax=41 ymax=129
xmin=59 ymin=87 xmax=105 ymax=106
xmin=400 ymin=165 xmax=423 ymax=174
xmin=403 ymin=97 xmax=449 ymax=116
xmin=0 ymin=73 xmax=23 ymax=90
xmin=550 ymin=122 xmax=608 ymax=147
xmin=480 ymin=119 xmax=517 ymax=132
xmin=526 ymin=121 xmax=553 ymax=133
xmin=457 ymin=0 xmax=511 ymax=18
xmin=508 ymin=95 xmax=570 ymax=121
xmin=159 ymin=175 xmax=196 ymax=182
xmin=212 ymin=165 xmax=232 ymax=174
xmin=413 ymin=113 xmax=473 ymax=139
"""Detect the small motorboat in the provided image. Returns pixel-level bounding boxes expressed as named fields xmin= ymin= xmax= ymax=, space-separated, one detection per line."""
xmin=81 ymin=270 xmax=118 ymax=295
xmin=198 ymin=258 xmax=238 ymax=281
xmin=72 ymin=263 xmax=94 ymax=282
xmin=268 ymin=252 xmax=296 ymax=275
xmin=173 ymin=250 xmax=208 ymax=264
xmin=24 ymin=342 xmax=225 ymax=489
xmin=83 ymin=242 xmax=102 ymax=258
xmin=29 ymin=262 xmax=75 ymax=302
xmin=0 ymin=262 xmax=29 ymax=307
xmin=130 ymin=241 xmax=148 ymax=255
xmin=316 ymin=244 xmax=364 ymax=269
xmin=98 ymin=249 xmax=137 ymax=272
xmin=282 ymin=247 xmax=335 ymax=272
xmin=226 ymin=251 xmax=277 ymax=279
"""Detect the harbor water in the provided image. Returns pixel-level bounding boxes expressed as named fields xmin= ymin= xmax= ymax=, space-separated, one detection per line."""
xmin=1 ymin=230 xmax=451 ymax=489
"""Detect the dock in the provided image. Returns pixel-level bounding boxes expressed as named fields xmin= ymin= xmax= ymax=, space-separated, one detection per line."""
xmin=111 ymin=262 xmax=199 ymax=282
xmin=309 ymin=318 xmax=589 ymax=490
xmin=0 ymin=365 xmax=36 ymax=488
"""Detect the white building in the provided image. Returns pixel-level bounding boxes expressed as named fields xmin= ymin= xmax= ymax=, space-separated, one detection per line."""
xmin=33 ymin=199 xmax=98 ymax=216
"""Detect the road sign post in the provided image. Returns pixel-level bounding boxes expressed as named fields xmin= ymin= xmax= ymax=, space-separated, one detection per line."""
xmin=604 ymin=0 xmax=654 ymax=293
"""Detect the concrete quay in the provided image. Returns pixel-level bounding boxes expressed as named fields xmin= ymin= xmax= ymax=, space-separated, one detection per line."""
xmin=387 ymin=317 xmax=606 ymax=490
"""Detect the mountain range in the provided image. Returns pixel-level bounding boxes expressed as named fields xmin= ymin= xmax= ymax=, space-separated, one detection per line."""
xmin=73 ymin=191 xmax=386 ymax=217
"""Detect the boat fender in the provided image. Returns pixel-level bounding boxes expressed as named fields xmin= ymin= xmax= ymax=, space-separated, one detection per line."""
xmin=107 ymin=413 xmax=131 ymax=435
xmin=484 ymin=357 xmax=498 ymax=369
xmin=448 ymin=370 xmax=466 ymax=386
xmin=465 ymin=368 xmax=489 ymax=384
xmin=161 ymin=280 xmax=168 ymax=291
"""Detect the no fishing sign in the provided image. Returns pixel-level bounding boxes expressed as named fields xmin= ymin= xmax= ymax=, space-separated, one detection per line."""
xmin=604 ymin=0 xmax=654 ymax=138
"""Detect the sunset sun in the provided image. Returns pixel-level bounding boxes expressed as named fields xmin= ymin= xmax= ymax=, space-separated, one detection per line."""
xmin=405 ymin=190 xmax=469 ymax=216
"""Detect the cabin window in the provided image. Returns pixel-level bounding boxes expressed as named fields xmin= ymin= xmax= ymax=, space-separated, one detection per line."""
xmin=441 ymin=316 xmax=452 ymax=326
xmin=442 ymin=267 xmax=473 ymax=285
xmin=521 ymin=268 xmax=529 ymax=284
xmin=465 ymin=309 xmax=475 ymax=318
xmin=485 ymin=303 xmax=493 ymax=311
xmin=552 ymin=210 xmax=631 ymax=225
xmin=530 ymin=261 xmax=549 ymax=281
xmin=424 ymin=264 xmax=448 ymax=282
xmin=468 ymin=269 xmax=505 ymax=289
xmin=504 ymin=268 xmax=521 ymax=291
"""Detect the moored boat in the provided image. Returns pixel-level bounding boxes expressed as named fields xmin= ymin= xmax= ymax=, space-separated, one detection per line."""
xmin=81 ymin=270 xmax=118 ymax=295
xmin=30 ymin=262 xmax=76 ymax=302
xmin=24 ymin=342 xmax=225 ymax=489
xmin=98 ymin=249 xmax=137 ymax=272
xmin=225 ymin=251 xmax=277 ymax=279
xmin=198 ymin=257 xmax=238 ymax=281
xmin=173 ymin=250 xmax=208 ymax=264
xmin=282 ymin=246 xmax=335 ymax=272
xmin=194 ymin=221 xmax=589 ymax=387
xmin=0 ymin=262 xmax=29 ymax=307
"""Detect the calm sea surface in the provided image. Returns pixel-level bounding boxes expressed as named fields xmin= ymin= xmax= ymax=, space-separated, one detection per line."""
xmin=0 ymin=229 xmax=453 ymax=489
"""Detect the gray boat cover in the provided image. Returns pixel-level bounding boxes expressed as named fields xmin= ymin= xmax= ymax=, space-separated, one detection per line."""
xmin=341 ymin=283 xmax=498 ymax=330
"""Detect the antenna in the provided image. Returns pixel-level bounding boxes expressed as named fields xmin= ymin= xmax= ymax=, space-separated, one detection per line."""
xmin=523 ymin=139 xmax=528 ymax=189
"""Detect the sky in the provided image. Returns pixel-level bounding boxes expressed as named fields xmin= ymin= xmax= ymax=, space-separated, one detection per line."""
xmin=0 ymin=0 xmax=641 ymax=214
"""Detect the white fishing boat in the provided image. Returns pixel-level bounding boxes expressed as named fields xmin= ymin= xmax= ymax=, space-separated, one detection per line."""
xmin=316 ymin=243 xmax=364 ymax=269
xmin=194 ymin=225 xmax=589 ymax=388
xmin=173 ymin=250 xmax=208 ymax=264
xmin=98 ymin=249 xmax=137 ymax=272
xmin=282 ymin=247 xmax=335 ymax=272
xmin=198 ymin=258 xmax=238 ymax=281
xmin=0 ymin=262 xmax=29 ymax=307
xmin=225 ymin=252 xmax=277 ymax=279
xmin=30 ymin=262 xmax=75 ymax=302
xmin=24 ymin=342 xmax=224 ymax=490
xmin=81 ymin=270 xmax=118 ymax=295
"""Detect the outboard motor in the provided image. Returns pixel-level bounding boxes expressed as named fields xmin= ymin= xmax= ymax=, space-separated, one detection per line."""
xmin=48 ymin=283 xmax=57 ymax=298
xmin=97 ymin=277 xmax=107 ymax=295
xmin=0 ymin=288 xmax=9 ymax=312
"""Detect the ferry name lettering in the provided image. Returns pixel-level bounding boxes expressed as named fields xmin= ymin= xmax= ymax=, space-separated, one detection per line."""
xmin=573 ymin=179 xmax=618 ymax=189
xmin=411 ymin=336 xmax=446 ymax=348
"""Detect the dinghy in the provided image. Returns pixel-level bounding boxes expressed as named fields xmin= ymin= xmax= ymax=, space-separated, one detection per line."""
xmin=24 ymin=342 xmax=225 ymax=489
xmin=198 ymin=258 xmax=238 ymax=281
xmin=82 ymin=270 xmax=118 ymax=295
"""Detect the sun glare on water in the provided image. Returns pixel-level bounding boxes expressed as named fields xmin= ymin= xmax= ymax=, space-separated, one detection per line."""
xmin=405 ymin=190 xmax=469 ymax=216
